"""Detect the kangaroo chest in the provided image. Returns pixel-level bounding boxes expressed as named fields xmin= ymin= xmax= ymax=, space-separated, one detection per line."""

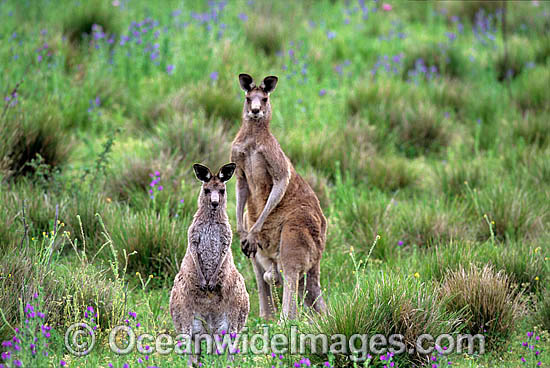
xmin=194 ymin=223 xmax=229 ymax=281
xmin=231 ymin=141 xmax=273 ymax=198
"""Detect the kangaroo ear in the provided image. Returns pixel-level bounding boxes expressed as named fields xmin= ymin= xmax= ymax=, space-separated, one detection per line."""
xmin=238 ymin=73 xmax=254 ymax=92
xmin=218 ymin=163 xmax=237 ymax=182
xmin=193 ymin=164 xmax=212 ymax=182
xmin=261 ymin=76 xmax=278 ymax=94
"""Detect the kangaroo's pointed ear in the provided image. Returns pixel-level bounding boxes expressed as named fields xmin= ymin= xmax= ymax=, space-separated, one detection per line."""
xmin=261 ymin=76 xmax=278 ymax=94
xmin=239 ymin=73 xmax=255 ymax=92
xmin=218 ymin=163 xmax=237 ymax=182
xmin=193 ymin=164 xmax=212 ymax=182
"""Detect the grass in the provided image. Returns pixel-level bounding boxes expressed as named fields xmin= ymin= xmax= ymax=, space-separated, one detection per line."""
xmin=1 ymin=0 xmax=549 ymax=367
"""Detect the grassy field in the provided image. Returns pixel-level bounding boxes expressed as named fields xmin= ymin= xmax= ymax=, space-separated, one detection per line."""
xmin=1 ymin=0 xmax=549 ymax=367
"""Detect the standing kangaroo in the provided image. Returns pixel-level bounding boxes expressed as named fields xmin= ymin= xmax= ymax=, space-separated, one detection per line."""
xmin=170 ymin=163 xmax=249 ymax=365
xmin=230 ymin=73 xmax=327 ymax=320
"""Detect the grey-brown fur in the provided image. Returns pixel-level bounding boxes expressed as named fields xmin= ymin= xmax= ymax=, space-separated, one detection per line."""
xmin=170 ymin=163 xmax=249 ymax=365
xmin=231 ymin=74 xmax=327 ymax=320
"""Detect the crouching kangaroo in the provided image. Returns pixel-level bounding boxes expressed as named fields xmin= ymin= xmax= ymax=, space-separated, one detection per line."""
xmin=170 ymin=163 xmax=249 ymax=366
xmin=231 ymin=73 xmax=327 ymax=320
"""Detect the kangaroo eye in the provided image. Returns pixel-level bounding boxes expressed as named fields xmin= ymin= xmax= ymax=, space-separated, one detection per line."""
xmin=219 ymin=189 xmax=225 ymax=195
xmin=262 ymin=98 xmax=268 ymax=103
xmin=204 ymin=189 xmax=210 ymax=195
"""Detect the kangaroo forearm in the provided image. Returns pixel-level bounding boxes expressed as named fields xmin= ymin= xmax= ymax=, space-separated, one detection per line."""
xmin=250 ymin=180 xmax=287 ymax=233
xmin=209 ymin=249 xmax=228 ymax=284
xmin=190 ymin=246 xmax=206 ymax=282
xmin=236 ymin=181 xmax=249 ymax=231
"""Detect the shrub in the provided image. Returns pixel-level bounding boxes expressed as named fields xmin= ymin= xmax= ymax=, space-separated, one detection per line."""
xmin=440 ymin=264 xmax=526 ymax=346
xmin=306 ymin=271 xmax=460 ymax=366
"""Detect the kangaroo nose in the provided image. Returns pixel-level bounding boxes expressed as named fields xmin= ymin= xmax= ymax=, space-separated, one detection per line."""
xmin=211 ymin=201 xmax=218 ymax=208
xmin=251 ymin=107 xmax=260 ymax=114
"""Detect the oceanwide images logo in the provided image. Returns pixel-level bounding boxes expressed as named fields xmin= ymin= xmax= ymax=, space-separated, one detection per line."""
xmin=65 ymin=323 xmax=485 ymax=360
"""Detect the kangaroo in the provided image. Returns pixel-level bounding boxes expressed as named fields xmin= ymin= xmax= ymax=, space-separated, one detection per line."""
xmin=170 ymin=163 xmax=249 ymax=366
xmin=230 ymin=73 xmax=327 ymax=320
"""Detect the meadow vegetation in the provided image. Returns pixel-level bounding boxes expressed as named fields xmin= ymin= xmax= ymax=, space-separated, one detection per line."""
xmin=0 ymin=0 xmax=549 ymax=367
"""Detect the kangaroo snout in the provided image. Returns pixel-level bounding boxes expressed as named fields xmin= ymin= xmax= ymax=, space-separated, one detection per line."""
xmin=210 ymin=191 xmax=219 ymax=207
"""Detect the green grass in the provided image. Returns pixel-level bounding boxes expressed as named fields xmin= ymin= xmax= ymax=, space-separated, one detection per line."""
xmin=1 ymin=0 xmax=550 ymax=367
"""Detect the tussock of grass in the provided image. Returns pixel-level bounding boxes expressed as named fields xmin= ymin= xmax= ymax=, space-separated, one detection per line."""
xmin=441 ymin=264 xmax=526 ymax=346
xmin=436 ymin=159 xmax=489 ymax=198
xmin=347 ymin=80 xmax=451 ymax=157
xmin=396 ymin=102 xmax=451 ymax=157
xmin=154 ymin=112 xmax=232 ymax=170
xmin=366 ymin=156 xmax=418 ymax=191
xmin=62 ymin=0 xmax=120 ymax=45
xmin=284 ymin=120 xmax=383 ymax=184
xmin=190 ymin=82 xmax=243 ymax=125
xmin=514 ymin=66 xmax=550 ymax=112
xmin=494 ymin=37 xmax=535 ymax=82
xmin=536 ymin=288 xmax=550 ymax=332
xmin=104 ymin=153 xmax=177 ymax=204
xmin=391 ymin=199 xmax=465 ymax=248
xmin=402 ymin=43 xmax=466 ymax=80
xmin=467 ymin=183 xmax=547 ymax=242
xmin=307 ymin=271 xmax=460 ymax=366
xmin=108 ymin=209 xmax=190 ymax=278
xmin=440 ymin=2 xmax=503 ymax=22
xmin=300 ymin=167 xmax=330 ymax=212
xmin=0 ymin=239 xmax=126 ymax=341
xmin=0 ymin=110 xmax=70 ymax=180
xmin=513 ymin=112 xmax=550 ymax=149
xmin=429 ymin=78 xmax=470 ymax=116
xmin=416 ymin=241 xmax=548 ymax=291
xmin=245 ymin=15 xmax=285 ymax=56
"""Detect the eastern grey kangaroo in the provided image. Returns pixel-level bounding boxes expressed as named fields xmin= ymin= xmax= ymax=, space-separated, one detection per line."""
xmin=170 ymin=163 xmax=249 ymax=365
xmin=230 ymin=73 xmax=327 ymax=320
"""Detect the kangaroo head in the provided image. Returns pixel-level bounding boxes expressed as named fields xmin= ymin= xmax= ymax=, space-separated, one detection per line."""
xmin=238 ymin=74 xmax=278 ymax=121
xmin=193 ymin=163 xmax=236 ymax=211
